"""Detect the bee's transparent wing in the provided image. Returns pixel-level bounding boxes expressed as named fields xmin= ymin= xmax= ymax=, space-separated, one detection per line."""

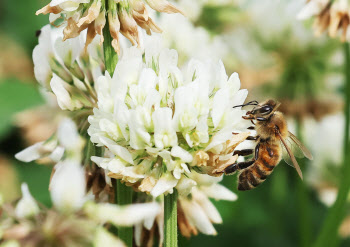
xmin=277 ymin=131 xmax=303 ymax=180
xmin=288 ymin=132 xmax=313 ymax=160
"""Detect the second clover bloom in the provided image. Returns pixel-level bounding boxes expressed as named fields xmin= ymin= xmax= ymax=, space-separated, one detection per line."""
xmin=88 ymin=34 xmax=249 ymax=197
xmin=298 ymin=0 xmax=350 ymax=42
xmin=36 ymin=0 xmax=183 ymax=54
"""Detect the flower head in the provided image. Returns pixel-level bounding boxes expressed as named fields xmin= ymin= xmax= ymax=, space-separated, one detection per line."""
xmin=33 ymin=24 xmax=103 ymax=112
xmin=88 ymin=34 xmax=249 ymax=197
xmin=298 ymin=0 xmax=350 ymax=42
xmin=36 ymin=0 xmax=183 ymax=54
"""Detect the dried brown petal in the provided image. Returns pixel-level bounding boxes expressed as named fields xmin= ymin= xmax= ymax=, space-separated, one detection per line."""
xmin=212 ymin=155 xmax=238 ymax=175
xmin=95 ymin=11 xmax=106 ymax=44
xmin=192 ymin=151 xmax=209 ymax=167
xmin=84 ymin=22 xmax=97 ymax=52
xmin=36 ymin=3 xmax=62 ymax=15
xmin=177 ymin=201 xmax=198 ymax=238
xmin=108 ymin=13 xmax=121 ymax=55
xmin=147 ymin=0 xmax=184 ymax=15
xmin=224 ymin=132 xmax=250 ymax=154
xmin=138 ymin=176 xmax=157 ymax=193
xmin=63 ymin=17 xmax=88 ymax=41
xmin=77 ymin=0 xmax=102 ymax=27
xmin=119 ymin=10 xmax=140 ymax=46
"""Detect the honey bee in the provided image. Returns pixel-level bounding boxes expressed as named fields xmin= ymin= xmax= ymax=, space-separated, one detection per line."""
xmin=224 ymin=99 xmax=313 ymax=191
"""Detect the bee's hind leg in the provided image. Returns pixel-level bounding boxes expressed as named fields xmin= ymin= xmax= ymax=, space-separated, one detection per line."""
xmin=224 ymin=160 xmax=255 ymax=175
xmin=233 ymin=149 xmax=253 ymax=156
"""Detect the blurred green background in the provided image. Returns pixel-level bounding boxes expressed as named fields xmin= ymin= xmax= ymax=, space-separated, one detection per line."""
xmin=0 ymin=0 xmax=348 ymax=246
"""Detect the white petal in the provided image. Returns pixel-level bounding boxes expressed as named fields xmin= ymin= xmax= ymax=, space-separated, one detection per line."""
xmin=297 ymin=0 xmax=327 ymax=20
xmin=171 ymin=146 xmax=193 ymax=162
xmin=99 ymin=137 xmax=134 ymax=164
xmin=94 ymin=227 xmax=126 ymax=247
xmin=50 ymin=74 xmax=75 ymax=110
xmin=153 ymin=107 xmax=178 ymax=149
xmin=85 ymin=202 xmax=160 ymax=226
xmin=151 ymin=174 xmax=178 ymax=197
xmin=176 ymin=177 xmax=196 ymax=196
xmin=15 ymin=142 xmax=45 ymax=162
xmin=15 ymin=184 xmax=39 ymax=218
xmin=192 ymin=189 xmax=222 ymax=224
xmin=180 ymin=199 xmax=217 ymax=235
xmin=211 ymin=88 xmax=229 ymax=128
xmin=50 ymin=161 xmax=86 ymax=212
xmin=201 ymin=184 xmax=238 ymax=201
xmin=227 ymin=72 xmax=241 ymax=95
xmin=204 ymin=128 xmax=232 ymax=151
xmin=57 ymin=118 xmax=83 ymax=151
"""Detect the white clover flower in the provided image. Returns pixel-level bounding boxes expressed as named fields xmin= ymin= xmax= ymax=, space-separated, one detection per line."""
xmin=298 ymin=0 xmax=350 ymax=42
xmin=151 ymin=13 xmax=229 ymax=65
xmin=15 ymin=184 xmax=40 ymax=219
xmin=88 ymin=34 xmax=249 ymax=197
xmin=33 ymin=24 xmax=103 ymax=112
xmin=299 ymin=113 xmax=344 ymax=207
xmin=36 ymin=0 xmax=183 ymax=54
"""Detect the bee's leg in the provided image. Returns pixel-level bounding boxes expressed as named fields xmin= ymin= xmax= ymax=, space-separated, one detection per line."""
xmin=224 ymin=160 xmax=255 ymax=175
xmin=254 ymin=143 xmax=260 ymax=160
xmin=247 ymin=135 xmax=259 ymax=141
xmin=250 ymin=120 xmax=255 ymax=125
xmin=248 ymin=126 xmax=255 ymax=130
xmin=256 ymin=117 xmax=267 ymax=121
xmin=233 ymin=149 xmax=253 ymax=156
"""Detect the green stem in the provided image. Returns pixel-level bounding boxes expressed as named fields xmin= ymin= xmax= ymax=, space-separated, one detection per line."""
xmin=103 ymin=1 xmax=133 ymax=246
xmin=313 ymin=43 xmax=350 ymax=247
xmin=103 ymin=0 xmax=118 ymax=76
xmin=296 ymin=119 xmax=311 ymax=247
xmin=115 ymin=180 xmax=133 ymax=247
xmin=164 ymin=191 xmax=178 ymax=247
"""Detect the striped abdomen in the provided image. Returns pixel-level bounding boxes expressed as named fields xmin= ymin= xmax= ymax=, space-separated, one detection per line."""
xmin=238 ymin=143 xmax=282 ymax=191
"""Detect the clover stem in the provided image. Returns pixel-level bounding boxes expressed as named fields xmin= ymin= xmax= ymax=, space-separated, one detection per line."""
xmin=103 ymin=1 xmax=133 ymax=246
xmin=164 ymin=190 xmax=178 ymax=247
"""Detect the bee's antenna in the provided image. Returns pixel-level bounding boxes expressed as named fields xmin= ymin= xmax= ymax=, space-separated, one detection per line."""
xmin=232 ymin=100 xmax=259 ymax=109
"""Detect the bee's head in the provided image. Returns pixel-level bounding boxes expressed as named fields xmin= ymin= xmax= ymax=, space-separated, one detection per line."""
xmin=242 ymin=99 xmax=280 ymax=120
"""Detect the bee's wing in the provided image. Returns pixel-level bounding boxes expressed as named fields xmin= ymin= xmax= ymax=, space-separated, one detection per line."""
xmin=288 ymin=132 xmax=313 ymax=160
xmin=277 ymin=131 xmax=303 ymax=180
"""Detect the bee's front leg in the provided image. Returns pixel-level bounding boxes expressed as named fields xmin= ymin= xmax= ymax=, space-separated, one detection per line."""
xmin=224 ymin=160 xmax=255 ymax=175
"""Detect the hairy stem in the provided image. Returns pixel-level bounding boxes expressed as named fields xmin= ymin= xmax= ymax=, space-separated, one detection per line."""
xmin=164 ymin=191 xmax=178 ymax=247
xmin=115 ymin=180 xmax=133 ymax=247
xmin=313 ymin=43 xmax=350 ymax=247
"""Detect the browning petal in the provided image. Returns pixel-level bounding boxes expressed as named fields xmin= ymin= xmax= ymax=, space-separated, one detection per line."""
xmin=77 ymin=1 xmax=102 ymax=27
xmin=108 ymin=13 xmax=121 ymax=54
xmin=224 ymin=132 xmax=250 ymax=154
xmin=36 ymin=3 xmax=62 ymax=15
xmin=177 ymin=201 xmax=198 ymax=238
xmin=138 ymin=176 xmax=157 ymax=193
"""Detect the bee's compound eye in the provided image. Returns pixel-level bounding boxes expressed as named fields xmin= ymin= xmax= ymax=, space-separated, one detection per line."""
xmin=258 ymin=105 xmax=272 ymax=115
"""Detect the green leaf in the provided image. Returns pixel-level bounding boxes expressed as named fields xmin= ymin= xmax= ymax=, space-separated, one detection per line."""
xmin=0 ymin=78 xmax=44 ymax=139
